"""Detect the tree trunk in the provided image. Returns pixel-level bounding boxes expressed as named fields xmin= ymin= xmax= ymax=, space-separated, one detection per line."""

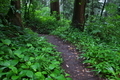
xmin=24 ymin=0 xmax=32 ymax=20
xmin=100 ymin=0 xmax=107 ymax=17
xmin=72 ymin=0 xmax=86 ymax=31
xmin=24 ymin=0 xmax=28 ymax=20
xmin=50 ymin=0 xmax=60 ymax=20
xmin=6 ymin=0 xmax=22 ymax=27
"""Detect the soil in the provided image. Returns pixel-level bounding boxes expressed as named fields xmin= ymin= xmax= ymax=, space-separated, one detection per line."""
xmin=39 ymin=34 xmax=106 ymax=80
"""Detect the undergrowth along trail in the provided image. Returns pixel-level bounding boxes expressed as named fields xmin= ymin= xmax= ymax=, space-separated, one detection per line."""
xmin=40 ymin=34 xmax=105 ymax=80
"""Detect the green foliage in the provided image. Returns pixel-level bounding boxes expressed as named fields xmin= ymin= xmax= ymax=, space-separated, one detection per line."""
xmin=52 ymin=20 xmax=120 ymax=79
xmin=61 ymin=0 xmax=74 ymax=19
xmin=25 ymin=7 xmax=62 ymax=34
xmin=0 ymin=25 xmax=70 ymax=80
xmin=0 ymin=0 xmax=10 ymax=16
xmin=105 ymin=3 xmax=118 ymax=15
xmin=23 ymin=1 xmax=72 ymax=34
xmin=85 ymin=15 xmax=120 ymax=44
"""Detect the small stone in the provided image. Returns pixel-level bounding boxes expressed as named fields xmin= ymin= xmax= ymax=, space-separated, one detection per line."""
xmin=66 ymin=64 xmax=69 ymax=67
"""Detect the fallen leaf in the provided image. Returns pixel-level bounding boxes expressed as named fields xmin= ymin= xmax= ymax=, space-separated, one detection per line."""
xmin=66 ymin=64 xmax=69 ymax=67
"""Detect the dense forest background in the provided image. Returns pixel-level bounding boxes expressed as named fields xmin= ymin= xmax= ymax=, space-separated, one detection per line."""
xmin=0 ymin=0 xmax=120 ymax=80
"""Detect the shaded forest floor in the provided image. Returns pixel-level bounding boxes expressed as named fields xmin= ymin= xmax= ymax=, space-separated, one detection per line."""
xmin=39 ymin=34 xmax=106 ymax=80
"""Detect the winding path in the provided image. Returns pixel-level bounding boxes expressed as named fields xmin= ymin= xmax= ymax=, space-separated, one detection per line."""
xmin=39 ymin=34 xmax=105 ymax=80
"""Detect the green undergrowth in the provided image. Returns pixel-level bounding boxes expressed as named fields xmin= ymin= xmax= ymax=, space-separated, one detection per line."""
xmin=0 ymin=25 xmax=71 ymax=80
xmin=26 ymin=7 xmax=70 ymax=34
xmin=51 ymin=25 xmax=120 ymax=80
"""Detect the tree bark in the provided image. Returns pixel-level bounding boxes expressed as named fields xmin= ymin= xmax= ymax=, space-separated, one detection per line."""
xmin=100 ymin=0 xmax=107 ymax=17
xmin=24 ymin=0 xmax=32 ymax=20
xmin=50 ymin=0 xmax=60 ymax=20
xmin=6 ymin=0 xmax=22 ymax=27
xmin=72 ymin=0 xmax=86 ymax=31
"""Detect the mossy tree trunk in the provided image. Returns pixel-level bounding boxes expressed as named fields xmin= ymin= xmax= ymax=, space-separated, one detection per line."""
xmin=6 ymin=0 xmax=22 ymax=27
xmin=72 ymin=0 xmax=86 ymax=31
xmin=50 ymin=0 xmax=60 ymax=20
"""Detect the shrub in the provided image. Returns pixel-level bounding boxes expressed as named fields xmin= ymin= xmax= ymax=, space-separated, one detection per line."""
xmin=26 ymin=7 xmax=62 ymax=34
xmin=0 ymin=27 xmax=71 ymax=80
xmin=52 ymin=25 xmax=120 ymax=79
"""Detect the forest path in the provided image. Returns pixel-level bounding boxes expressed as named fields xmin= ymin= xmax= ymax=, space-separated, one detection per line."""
xmin=39 ymin=34 xmax=104 ymax=80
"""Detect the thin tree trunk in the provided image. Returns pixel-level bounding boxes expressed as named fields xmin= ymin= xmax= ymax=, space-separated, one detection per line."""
xmin=100 ymin=0 xmax=107 ymax=17
xmin=50 ymin=0 xmax=60 ymax=20
xmin=6 ymin=0 xmax=22 ymax=27
xmin=72 ymin=0 xmax=86 ymax=31
xmin=24 ymin=0 xmax=28 ymax=20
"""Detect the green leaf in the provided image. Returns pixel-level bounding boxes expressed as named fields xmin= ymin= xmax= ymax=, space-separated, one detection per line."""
xmin=19 ymin=70 xmax=27 ymax=76
xmin=65 ymin=73 xmax=70 ymax=77
xmin=0 ymin=60 xmax=18 ymax=67
xmin=50 ymin=73 xmax=56 ymax=77
xmin=29 ymin=57 xmax=35 ymax=61
xmin=21 ymin=64 xmax=29 ymax=69
xmin=0 ymin=72 xmax=6 ymax=77
xmin=10 ymin=60 xmax=18 ymax=66
xmin=51 ymin=61 xmax=60 ymax=65
xmin=1 ymin=60 xmax=10 ymax=67
xmin=18 ymin=54 xmax=24 ymax=58
xmin=1 ymin=39 xmax=11 ymax=45
xmin=31 ymin=63 xmax=40 ymax=71
xmin=9 ymin=66 xmax=18 ymax=74
xmin=27 ymin=43 xmax=33 ymax=47
xmin=8 ymin=48 xmax=13 ymax=54
xmin=66 ymin=78 xmax=72 ymax=80
xmin=106 ymin=67 xmax=116 ymax=76
xmin=19 ymin=47 xmax=27 ymax=52
xmin=56 ymin=75 xmax=66 ymax=80
xmin=35 ymin=72 xmax=45 ymax=78
xmin=26 ymin=70 xmax=33 ymax=78
xmin=42 ymin=71 xmax=47 ymax=74
xmin=0 ymin=57 xmax=3 ymax=60
xmin=24 ymin=56 xmax=30 ymax=61
xmin=0 ymin=51 xmax=4 ymax=55
xmin=53 ymin=69 xmax=60 ymax=74
xmin=45 ymin=78 xmax=53 ymax=80
xmin=22 ymin=78 xmax=29 ymax=80
xmin=49 ymin=64 xmax=56 ymax=70
xmin=0 ymin=24 xmax=4 ymax=27
xmin=14 ymin=50 xmax=23 ymax=58
xmin=11 ymin=76 xmax=19 ymax=80
xmin=0 ymin=43 xmax=4 ymax=46
xmin=26 ymin=61 xmax=32 ymax=66
xmin=35 ymin=72 xmax=42 ymax=77
xmin=14 ymin=49 xmax=22 ymax=54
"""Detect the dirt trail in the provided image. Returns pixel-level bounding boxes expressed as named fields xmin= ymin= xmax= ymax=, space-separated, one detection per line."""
xmin=39 ymin=34 xmax=105 ymax=80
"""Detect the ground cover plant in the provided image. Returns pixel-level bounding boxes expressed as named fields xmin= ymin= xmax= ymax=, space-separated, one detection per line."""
xmin=0 ymin=24 xmax=71 ymax=80
xmin=25 ymin=7 xmax=64 ymax=34
xmin=51 ymin=15 xmax=120 ymax=80
xmin=1 ymin=0 xmax=120 ymax=80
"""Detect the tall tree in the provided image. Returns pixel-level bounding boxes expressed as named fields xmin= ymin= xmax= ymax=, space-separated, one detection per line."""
xmin=50 ymin=0 xmax=60 ymax=20
xmin=72 ymin=0 xmax=86 ymax=31
xmin=6 ymin=0 xmax=22 ymax=27
xmin=100 ymin=0 xmax=107 ymax=17
xmin=24 ymin=0 xmax=33 ymax=20
xmin=24 ymin=0 xmax=28 ymax=20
